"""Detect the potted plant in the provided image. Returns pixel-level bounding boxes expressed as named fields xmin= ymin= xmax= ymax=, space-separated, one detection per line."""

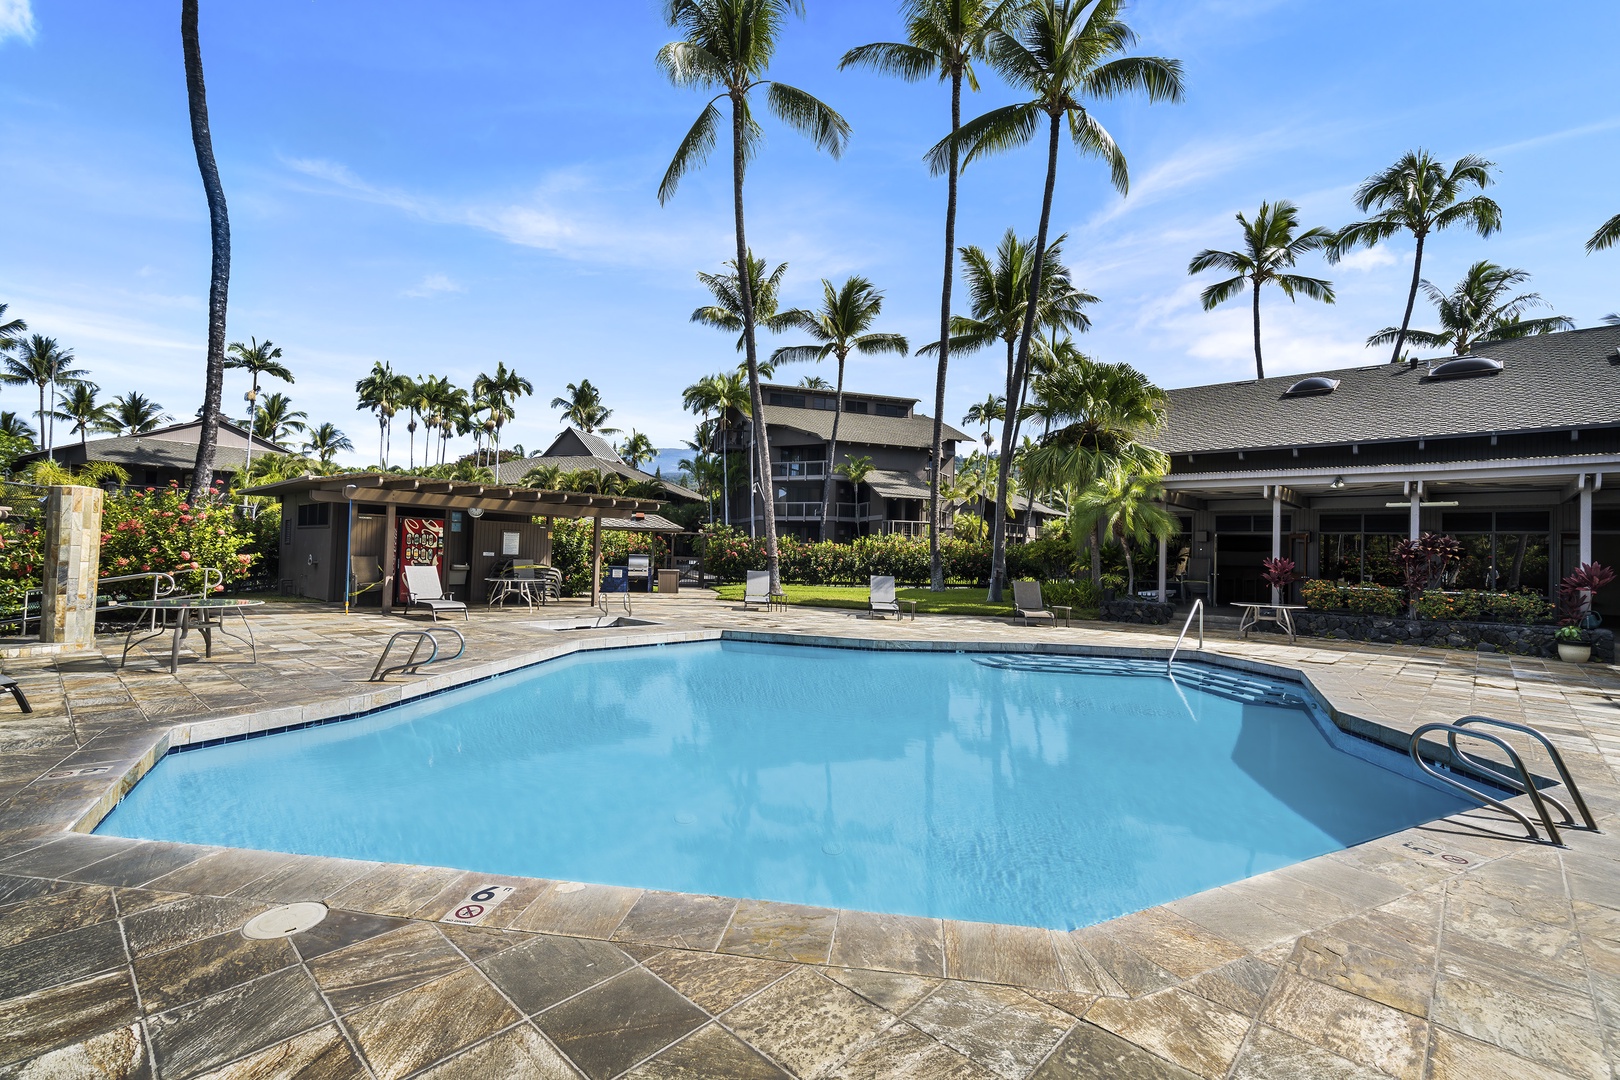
xmin=1555 ymin=624 xmax=1593 ymax=664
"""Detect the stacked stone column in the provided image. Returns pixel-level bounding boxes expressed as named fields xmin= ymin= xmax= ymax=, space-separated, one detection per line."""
xmin=40 ymin=485 xmax=104 ymax=647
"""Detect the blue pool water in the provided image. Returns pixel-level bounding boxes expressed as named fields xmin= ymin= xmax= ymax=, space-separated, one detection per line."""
xmin=98 ymin=641 xmax=1466 ymax=928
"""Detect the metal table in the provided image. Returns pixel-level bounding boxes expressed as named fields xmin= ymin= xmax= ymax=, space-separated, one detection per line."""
xmin=118 ymin=598 xmax=264 ymax=674
xmin=1232 ymin=602 xmax=1307 ymax=643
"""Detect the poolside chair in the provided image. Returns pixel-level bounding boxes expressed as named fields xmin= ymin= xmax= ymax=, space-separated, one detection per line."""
xmin=868 ymin=576 xmax=916 ymax=620
xmin=0 ymin=677 xmax=31 ymax=713
xmin=1012 ymin=580 xmax=1071 ymax=627
xmin=1180 ymin=557 xmax=1212 ymax=603
xmin=402 ymin=565 xmax=468 ymax=622
xmin=742 ymin=571 xmax=775 ymax=611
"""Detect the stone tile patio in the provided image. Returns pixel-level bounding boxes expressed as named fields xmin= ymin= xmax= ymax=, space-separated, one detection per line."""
xmin=0 ymin=596 xmax=1616 ymax=1078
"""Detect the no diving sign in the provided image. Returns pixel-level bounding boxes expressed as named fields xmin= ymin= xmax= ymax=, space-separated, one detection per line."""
xmin=440 ymin=884 xmax=517 ymax=926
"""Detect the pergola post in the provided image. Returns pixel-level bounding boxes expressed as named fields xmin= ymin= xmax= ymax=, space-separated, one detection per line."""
xmin=1579 ymin=477 xmax=1592 ymax=566
xmin=40 ymin=485 xmax=104 ymax=647
xmin=381 ymin=503 xmax=397 ymax=614
xmin=1409 ymin=484 xmax=1421 ymax=541
xmin=590 ymin=513 xmax=603 ymax=607
xmin=1157 ymin=534 xmax=1168 ymax=604
xmin=1270 ymin=489 xmax=1282 ymax=604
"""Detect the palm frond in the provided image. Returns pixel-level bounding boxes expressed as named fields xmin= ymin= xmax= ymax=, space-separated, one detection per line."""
xmin=1275 ymin=274 xmax=1335 ymax=304
xmin=769 ymin=344 xmax=829 ymax=365
xmin=1187 ymin=248 xmax=1249 ymax=276
xmin=1082 ymin=55 xmax=1185 ymax=104
xmin=765 ymin=82 xmax=851 ymax=158
xmin=658 ymin=100 xmax=723 ymax=205
xmin=853 ymin=332 xmax=910 ymax=356
xmin=929 ymin=101 xmax=1041 ymax=174
xmin=838 ymin=41 xmax=939 ymax=80
xmin=1198 ymin=276 xmax=1248 ymax=311
xmin=1587 ymin=213 xmax=1620 ymax=254
xmin=1067 ymin=108 xmax=1126 ymax=193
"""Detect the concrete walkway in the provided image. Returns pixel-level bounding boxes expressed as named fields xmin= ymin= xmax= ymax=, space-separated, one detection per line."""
xmin=0 ymin=596 xmax=1616 ymax=1078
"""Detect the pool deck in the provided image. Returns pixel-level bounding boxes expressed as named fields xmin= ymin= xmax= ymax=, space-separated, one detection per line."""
xmin=1 ymin=596 xmax=1617 ymax=1079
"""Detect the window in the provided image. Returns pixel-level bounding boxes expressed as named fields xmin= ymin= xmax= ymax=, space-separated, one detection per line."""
xmin=1214 ymin=514 xmax=1292 ymax=533
xmin=296 ymin=502 xmax=330 ymax=528
xmin=842 ymin=400 xmax=868 ymax=414
xmin=1441 ymin=510 xmax=1550 ymax=592
xmin=1319 ymin=514 xmax=1409 ymax=585
xmin=810 ymin=396 xmax=836 ymax=411
xmin=767 ymin=392 xmax=806 ymax=408
xmin=874 ymin=403 xmax=908 ymax=417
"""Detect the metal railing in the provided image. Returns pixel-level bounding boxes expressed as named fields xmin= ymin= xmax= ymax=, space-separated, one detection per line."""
xmin=774 ymin=502 xmax=824 ymax=520
xmin=875 ymin=520 xmax=929 ymax=537
xmin=370 ymin=627 xmax=465 ymax=681
xmin=1442 ymin=716 xmax=1597 ymax=833
xmin=1408 ymin=721 xmax=1574 ymax=844
xmin=1166 ymin=599 xmax=1204 ymax=672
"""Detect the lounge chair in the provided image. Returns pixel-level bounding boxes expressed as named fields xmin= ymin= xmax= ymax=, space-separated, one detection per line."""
xmin=1013 ymin=580 xmax=1071 ymax=627
xmin=0 ymin=678 xmax=30 ymax=713
xmin=402 ymin=565 xmax=468 ymax=622
xmin=868 ymin=576 xmax=916 ymax=620
xmin=742 ymin=571 xmax=778 ymax=611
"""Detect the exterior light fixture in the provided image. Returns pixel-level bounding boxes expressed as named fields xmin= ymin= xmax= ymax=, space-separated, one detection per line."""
xmin=1330 ymin=476 xmax=1345 ymax=489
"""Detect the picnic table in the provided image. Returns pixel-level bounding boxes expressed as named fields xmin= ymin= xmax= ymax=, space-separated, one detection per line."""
xmin=118 ymin=598 xmax=264 ymax=674
xmin=1232 ymin=602 xmax=1307 ymax=644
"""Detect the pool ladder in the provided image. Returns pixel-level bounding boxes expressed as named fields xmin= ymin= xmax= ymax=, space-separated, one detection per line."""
xmin=370 ymin=627 xmax=465 ymax=681
xmin=1166 ymin=600 xmax=1204 ymax=673
xmin=1409 ymin=716 xmax=1598 ymax=845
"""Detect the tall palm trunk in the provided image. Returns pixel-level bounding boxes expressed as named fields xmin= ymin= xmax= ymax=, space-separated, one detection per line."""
xmin=1390 ymin=230 xmax=1427 ymax=363
xmin=820 ymin=352 xmax=847 ymax=535
xmin=989 ymin=115 xmax=1061 ymax=602
xmin=928 ymin=63 xmax=964 ymax=592
xmin=728 ymin=92 xmax=781 ymax=588
xmin=720 ymin=416 xmax=731 ymax=526
xmin=182 ymin=0 xmax=230 ymax=502
xmin=35 ymin=384 xmax=46 ymax=462
xmin=1251 ymin=278 xmax=1264 ymax=380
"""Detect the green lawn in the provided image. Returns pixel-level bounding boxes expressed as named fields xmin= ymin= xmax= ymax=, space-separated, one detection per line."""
xmin=711 ymin=583 xmax=1098 ymax=619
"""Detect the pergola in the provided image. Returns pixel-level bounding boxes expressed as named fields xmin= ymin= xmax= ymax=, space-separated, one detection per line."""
xmin=244 ymin=473 xmax=666 ymax=607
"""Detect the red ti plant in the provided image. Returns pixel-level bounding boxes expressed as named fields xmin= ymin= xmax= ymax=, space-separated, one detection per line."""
xmin=1261 ymin=556 xmax=1299 ymax=594
xmin=1393 ymin=533 xmax=1462 ymax=612
xmin=1559 ymin=562 xmax=1615 ymax=628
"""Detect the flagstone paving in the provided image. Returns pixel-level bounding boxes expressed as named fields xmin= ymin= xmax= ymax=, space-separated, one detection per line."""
xmin=0 ymin=596 xmax=1616 ymax=1077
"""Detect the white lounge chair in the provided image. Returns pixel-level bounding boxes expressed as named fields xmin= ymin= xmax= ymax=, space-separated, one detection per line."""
xmin=742 ymin=571 xmax=778 ymax=611
xmin=1013 ymin=579 xmax=1071 ymax=627
xmin=868 ymin=576 xmax=916 ymax=619
xmin=403 ymin=565 xmax=468 ymax=622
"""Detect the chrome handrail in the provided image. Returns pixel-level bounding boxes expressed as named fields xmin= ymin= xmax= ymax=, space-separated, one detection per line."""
xmin=370 ymin=627 xmax=465 ymax=681
xmin=1445 ymin=715 xmax=1597 ymax=832
xmin=1167 ymin=599 xmax=1204 ymax=672
xmin=1410 ymin=722 xmax=1564 ymax=844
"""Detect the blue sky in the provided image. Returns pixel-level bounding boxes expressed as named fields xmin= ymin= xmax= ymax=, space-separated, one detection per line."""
xmin=2 ymin=0 xmax=1616 ymax=466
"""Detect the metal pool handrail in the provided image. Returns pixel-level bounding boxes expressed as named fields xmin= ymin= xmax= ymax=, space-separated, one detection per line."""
xmin=370 ymin=627 xmax=465 ymax=681
xmin=1167 ymin=600 xmax=1204 ymax=672
xmin=1445 ymin=715 xmax=1597 ymax=832
xmin=1409 ymin=722 xmax=1564 ymax=844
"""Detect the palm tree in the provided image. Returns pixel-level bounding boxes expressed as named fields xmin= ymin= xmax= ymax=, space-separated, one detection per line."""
xmin=962 ymin=393 xmax=1006 ymax=446
xmin=225 ymin=337 xmax=292 ymax=477
xmin=658 ymin=0 xmax=851 ymax=592
xmin=302 ymin=423 xmax=353 ymax=469
xmin=414 ymin=376 xmax=457 ymax=465
xmin=1603 ymin=314 xmax=1620 ymax=327
xmin=618 ymin=430 xmax=657 ymax=470
xmin=934 ymin=0 xmax=1181 ymax=600
xmin=692 ymin=252 xmax=801 ymax=348
xmin=1 ymin=335 xmax=86 ymax=461
xmin=61 ymin=383 xmax=117 ymax=445
xmin=1589 ymin=214 xmax=1620 ymax=255
xmin=0 ymin=412 xmax=36 ymax=443
xmin=834 ymin=454 xmax=875 ymax=534
xmin=400 ymin=376 xmax=429 ymax=469
xmin=108 ymin=392 xmax=170 ymax=435
xmin=473 ymin=362 xmax=533 ymax=467
xmin=550 ymin=379 xmax=617 ymax=434
xmin=181 ymin=0 xmax=232 ymax=500
xmin=1069 ymin=464 xmax=1177 ymax=596
xmin=252 ymin=391 xmax=305 ymax=444
xmin=798 ymin=375 xmax=832 ymax=390
xmin=843 ymin=0 xmax=1013 ymax=588
xmin=682 ymin=371 xmax=752 ymax=525
xmin=1329 ymin=151 xmax=1501 ymax=363
xmin=520 ymin=462 xmax=563 ymax=490
xmin=1021 ymin=355 xmax=1169 ymax=589
xmin=355 ymin=362 xmax=407 ymax=467
xmin=1188 ymin=200 xmax=1335 ymax=380
xmin=0 ymin=304 xmax=24 ymax=358
xmin=1368 ymin=261 xmax=1572 ymax=356
xmin=772 ymin=277 xmax=909 ymax=530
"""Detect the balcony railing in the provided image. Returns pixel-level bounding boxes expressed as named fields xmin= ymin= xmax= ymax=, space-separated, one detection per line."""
xmin=774 ymin=502 xmax=824 ymax=520
xmin=772 ymin=460 xmax=827 ymax=478
xmin=875 ymin=520 xmax=929 ymax=537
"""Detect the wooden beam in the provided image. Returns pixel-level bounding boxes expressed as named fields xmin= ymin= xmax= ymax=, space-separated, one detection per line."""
xmin=306 ymin=488 xmax=663 ymax=519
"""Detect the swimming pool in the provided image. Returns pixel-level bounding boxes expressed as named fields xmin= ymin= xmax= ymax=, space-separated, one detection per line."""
xmin=98 ymin=640 xmax=1467 ymax=929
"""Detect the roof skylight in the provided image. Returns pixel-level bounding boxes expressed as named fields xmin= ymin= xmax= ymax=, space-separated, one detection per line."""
xmin=1282 ymin=376 xmax=1339 ymax=397
xmin=1426 ymin=355 xmax=1503 ymax=380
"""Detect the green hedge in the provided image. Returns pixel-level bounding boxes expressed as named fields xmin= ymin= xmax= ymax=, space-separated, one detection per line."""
xmin=696 ymin=526 xmax=995 ymax=586
xmin=1302 ymin=578 xmax=1555 ymax=623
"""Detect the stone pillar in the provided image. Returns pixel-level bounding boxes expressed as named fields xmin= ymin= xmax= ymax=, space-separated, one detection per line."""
xmin=41 ymin=485 xmax=104 ymax=646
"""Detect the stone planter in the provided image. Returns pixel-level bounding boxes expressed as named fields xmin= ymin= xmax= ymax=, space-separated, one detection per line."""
xmin=1557 ymin=642 xmax=1593 ymax=663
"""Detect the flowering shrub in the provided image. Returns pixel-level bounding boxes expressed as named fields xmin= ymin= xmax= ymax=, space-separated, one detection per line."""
xmin=100 ymin=483 xmax=256 ymax=591
xmin=550 ymin=518 xmax=670 ymax=597
xmin=1261 ymin=556 xmax=1299 ymax=591
xmin=1413 ymin=589 xmax=1555 ymax=623
xmin=0 ymin=511 xmax=43 ymax=612
xmin=1301 ymin=580 xmax=1404 ymax=616
xmin=1558 ymin=562 xmax=1615 ymax=627
xmin=694 ymin=524 xmax=997 ymax=585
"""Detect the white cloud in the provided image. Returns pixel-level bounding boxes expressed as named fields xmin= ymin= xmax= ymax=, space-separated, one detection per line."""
xmin=1334 ymin=246 xmax=1399 ymax=272
xmin=403 ymin=273 xmax=465 ymax=298
xmin=0 ymin=0 xmax=35 ymax=45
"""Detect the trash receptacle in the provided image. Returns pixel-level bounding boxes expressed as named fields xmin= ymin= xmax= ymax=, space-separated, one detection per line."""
xmin=604 ymin=566 xmax=629 ymax=592
xmin=656 ymin=569 xmax=680 ymax=595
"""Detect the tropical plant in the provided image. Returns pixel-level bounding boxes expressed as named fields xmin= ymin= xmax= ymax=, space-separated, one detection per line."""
xmin=0 ymin=304 xmax=24 ymax=358
xmin=1559 ymin=562 xmax=1616 ymax=626
xmin=355 ymin=361 xmax=409 ymax=467
xmin=1589 ymin=214 xmax=1620 ymax=255
xmin=833 ymin=454 xmax=875 ymax=533
xmin=682 ymin=371 xmax=752 ymax=527
xmin=550 ymin=379 xmax=617 ymax=434
xmin=1329 ymin=151 xmax=1502 ymax=363
xmin=60 ymin=383 xmax=117 ymax=445
xmin=961 ymin=393 xmax=1006 ymax=445
xmin=772 ymin=276 xmax=909 ymax=527
xmin=842 ymin=0 xmax=1014 ymax=590
xmin=798 ymin=375 xmax=832 ymax=390
xmin=657 ymin=0 xmax=850 ymax=591
xmin=108 ymin=391 xmax=170 ymax=435
xmin=1368 ymin=262 xmax=1572 ymax=356
xmin=302 ymin=423 xmax=353 ymax=468
xmin=0 ymin=335 xmax=86 ymax=459
xmin=691 ymin=251 xmax=801 ymax=349
xmin=520 ymin=463 xmax=564 ymax=490
xmin=473 ymin=362 xmax=532 ymax=467
xmin=225 ymin=336 xmax=292 ymax=476
xmin=0 ymin=411 xmax=36 ymax=441
xmin=618 ymin=430 xmax=657 ymax=470
xmin=181 ymin=0 xmax=233 ymax=500
xmin=252 ymin=392 xmax=306 ymax=444
xmin=399 ymin=375 xmax=429 ymax=470
xmin=1188 ymin=200 xmax=1335 ymax=380
xmin=1393 ymin=533 xmax=1463 ymax=610
xmin=1068 ymin=465 xmax=1177 ymax=596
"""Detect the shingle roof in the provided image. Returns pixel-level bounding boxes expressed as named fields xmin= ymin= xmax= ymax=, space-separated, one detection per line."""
xmin=1154 ymin=326 xmax=1620 ymax=455
xmin=760 ymin=405 xmax=970 ymax=449
xmin=20 ymin=437 xmax=253 ymax=472
xmin=494 ymin=454 xmax=703 ymax=501
xmin=865 ymin=469 xmax=932 ymax=500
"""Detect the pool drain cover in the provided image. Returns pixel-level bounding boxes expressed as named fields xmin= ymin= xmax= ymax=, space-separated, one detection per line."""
xmin=242 ymin=902 xmax=328 ymax=940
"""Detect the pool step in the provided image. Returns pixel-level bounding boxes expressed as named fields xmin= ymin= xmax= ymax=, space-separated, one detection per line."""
xmin=972 ymin=655 xmax=1308 ymax=709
